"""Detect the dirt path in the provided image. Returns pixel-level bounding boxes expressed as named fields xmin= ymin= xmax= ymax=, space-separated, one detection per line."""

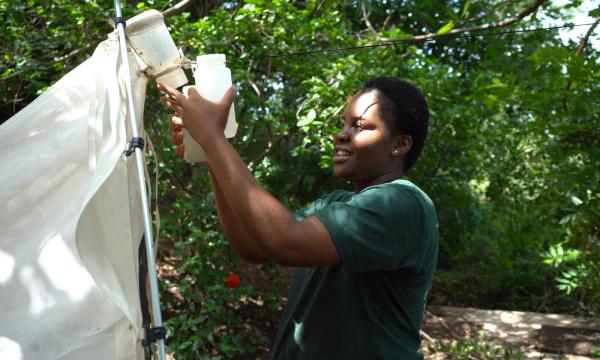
xmin=421 ymin=306 xmax=600 ymax=359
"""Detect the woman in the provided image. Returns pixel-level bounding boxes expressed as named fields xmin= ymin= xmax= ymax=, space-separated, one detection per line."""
xmin=158 ymin=76 xmax=438 ymax=359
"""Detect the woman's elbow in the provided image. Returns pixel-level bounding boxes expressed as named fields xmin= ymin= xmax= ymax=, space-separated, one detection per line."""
xmin=261 ymin=241 xmax=297 ymax=267
xmin=230 ymin=241 xmax=272 ymax=264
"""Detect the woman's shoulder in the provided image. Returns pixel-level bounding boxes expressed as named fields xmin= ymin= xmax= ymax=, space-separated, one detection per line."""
xmin=318 ymin=188 xmax=354 ymax=205
xmin=358 ymin=179 xmax=420 ymax=196
xmin=360 ymin=179 xmax=436 ymax=212
xmin=294 ymin=189 xmax=354 ymax=220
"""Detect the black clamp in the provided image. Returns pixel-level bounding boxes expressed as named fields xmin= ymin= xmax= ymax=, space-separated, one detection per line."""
xmin=143 ymin=326 xmax=167 ymax=346
xmin=115 ymin=16 xmax=126 ymax=28
xmin=125 ymin=137 xmax=145 ymax=156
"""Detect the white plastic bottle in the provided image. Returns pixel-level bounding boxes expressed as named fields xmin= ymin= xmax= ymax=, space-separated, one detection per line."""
xmin=183 ymin=54 xmax=237 ymax=163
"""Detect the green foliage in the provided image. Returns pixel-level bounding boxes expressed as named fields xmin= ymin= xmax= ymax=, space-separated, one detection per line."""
xmin=1 ymin=0 xmax=599 ymax=357
xmin=428 ymin=336 xmax=525 ymax=359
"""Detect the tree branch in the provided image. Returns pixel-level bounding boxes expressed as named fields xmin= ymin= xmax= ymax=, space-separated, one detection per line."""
xmin=308 ymin=0 xmax=327 ymax=19
xmin=248 ymin=131 xmax=290 ymax=170
xmin=420 ymin=330 xmax=434 ymax=343
xmin=51 ymin=42 xmax=96 ymax=63
xmin=248 ymin=79 xmax=262 ymax=98
xmin=396 ymin=0 xmax=548 ymax=43
xmin=361 ymin=1 xmax=377 ymax=34
xmin=161 ymin=0 xmax=195 ymax=18
xmin=562 ymin=16 xmax=599 ymax=111
xmin=0 ymin=70 xmax=25 ymax=82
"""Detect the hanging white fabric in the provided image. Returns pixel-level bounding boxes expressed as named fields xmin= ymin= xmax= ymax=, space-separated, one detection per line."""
xmin=0 ymin=28 xmax=153 ymax=360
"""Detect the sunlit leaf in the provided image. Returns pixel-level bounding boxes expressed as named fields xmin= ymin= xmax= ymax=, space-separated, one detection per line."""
xmin=436 ymin=21 xmax=455 ymax=34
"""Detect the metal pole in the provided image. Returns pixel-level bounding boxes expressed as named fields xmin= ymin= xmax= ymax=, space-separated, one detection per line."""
xmin=113 ymin=1 xmax=167 ymax=359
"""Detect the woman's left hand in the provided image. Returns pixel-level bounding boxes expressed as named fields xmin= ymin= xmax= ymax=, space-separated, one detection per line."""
xmin=157 ymin=82 xmax=236 ymax=148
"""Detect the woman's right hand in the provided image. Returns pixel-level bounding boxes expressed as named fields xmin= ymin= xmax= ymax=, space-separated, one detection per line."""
xmin=169 ymin=112 xmax=185 ymax=157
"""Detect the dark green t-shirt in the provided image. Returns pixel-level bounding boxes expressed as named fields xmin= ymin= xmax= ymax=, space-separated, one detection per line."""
xmin=273 ymin=179 xmax=439 ymax=359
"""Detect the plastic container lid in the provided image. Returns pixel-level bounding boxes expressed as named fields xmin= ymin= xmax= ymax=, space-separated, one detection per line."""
xmin=125 ymin=9 xmax=164 ymax=35
xmin=196 ymin=54 xmax=226 ymax=65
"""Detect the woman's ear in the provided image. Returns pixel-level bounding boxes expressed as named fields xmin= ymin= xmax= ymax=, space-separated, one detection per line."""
xmin=391 ymin=135 xmax=412 ymax=157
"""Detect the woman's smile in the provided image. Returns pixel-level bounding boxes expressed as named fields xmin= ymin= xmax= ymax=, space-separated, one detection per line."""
xmin=333 ymin=146 xmax=352 ymax=162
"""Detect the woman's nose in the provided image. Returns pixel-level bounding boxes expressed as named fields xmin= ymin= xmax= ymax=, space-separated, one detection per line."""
xmin=333 ymin=127 xmax=349 ymax=144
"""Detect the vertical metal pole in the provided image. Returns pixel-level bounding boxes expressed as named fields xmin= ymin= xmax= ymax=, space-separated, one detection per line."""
xmin=113 ymin=1 xmax=167 ymax=359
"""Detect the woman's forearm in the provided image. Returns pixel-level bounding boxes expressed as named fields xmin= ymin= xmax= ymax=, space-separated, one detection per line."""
xmin=204 ymin=137 xmax=297 ymax=252
xmin=208 ymin=168 xmax=271 ymax=263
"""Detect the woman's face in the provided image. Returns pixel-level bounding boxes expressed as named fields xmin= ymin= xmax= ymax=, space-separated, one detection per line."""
xmin=333 ymin=90 xmax=407 ymax=190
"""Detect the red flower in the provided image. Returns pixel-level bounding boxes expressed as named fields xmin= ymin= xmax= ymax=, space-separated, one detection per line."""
xmin=225 ymin=273 xmax=241 ymax=288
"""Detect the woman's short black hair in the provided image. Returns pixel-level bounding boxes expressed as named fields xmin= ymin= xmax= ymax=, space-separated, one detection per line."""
xmin=360 ymin=77 xmax=429 ymax=172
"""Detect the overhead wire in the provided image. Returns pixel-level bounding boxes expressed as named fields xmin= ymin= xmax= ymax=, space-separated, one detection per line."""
xmin=228 ymin=22 xmax=598 ymax=62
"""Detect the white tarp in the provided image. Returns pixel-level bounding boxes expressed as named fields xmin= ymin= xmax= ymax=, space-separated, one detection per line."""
xmin=0 ymin=30 xmax=150 ymax=359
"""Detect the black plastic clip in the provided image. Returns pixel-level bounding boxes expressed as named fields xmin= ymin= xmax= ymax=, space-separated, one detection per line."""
xmin=143 ymin=326 xmax=167 ymax=346
xmin=125 ymin=137 xmax=145 ymax=156
xmin=115 ymin=16 xmax=126 ymax=28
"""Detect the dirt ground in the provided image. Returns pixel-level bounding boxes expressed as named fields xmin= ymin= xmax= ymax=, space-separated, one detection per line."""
xmin=421 ymin=306 xmax=600 ymax=359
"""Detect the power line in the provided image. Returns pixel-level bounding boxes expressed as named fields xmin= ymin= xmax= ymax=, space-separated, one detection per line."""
xmin=229 ymin=22 xmax=597 ymax=62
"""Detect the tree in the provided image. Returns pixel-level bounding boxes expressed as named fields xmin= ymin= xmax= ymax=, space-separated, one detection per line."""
xmin=1 ymin=0 xmax=598 ymax=357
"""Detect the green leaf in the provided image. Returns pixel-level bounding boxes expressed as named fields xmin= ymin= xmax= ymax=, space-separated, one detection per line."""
xmin=589 ymin=7 xmax=600 ymax=17
xmin=436 ymin=21 xmax=455 ymax=34
xmin=461 ymin=0 xmax=471 ymax=19
xmin=570 ymin=195 xmax=583 ymax=206
xmin=559 ymin=215 xmax=572 ymax=225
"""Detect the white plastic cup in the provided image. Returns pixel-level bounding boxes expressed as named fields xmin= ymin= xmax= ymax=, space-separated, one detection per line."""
xmin=183 ymin=54 xmax=237 ymax=164
xmin=125 ymin=10 xmax=187 ymax=88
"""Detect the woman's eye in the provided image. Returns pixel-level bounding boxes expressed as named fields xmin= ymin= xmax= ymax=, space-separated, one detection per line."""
xmin=338 ymin=118 xmax=365 ymax=131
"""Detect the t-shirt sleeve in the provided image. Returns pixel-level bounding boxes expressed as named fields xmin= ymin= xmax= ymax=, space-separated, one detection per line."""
xmin=314 ymin=184 xmax=424 ymax=273
xmin=293 ymin=190 xmax=348 ymax=221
